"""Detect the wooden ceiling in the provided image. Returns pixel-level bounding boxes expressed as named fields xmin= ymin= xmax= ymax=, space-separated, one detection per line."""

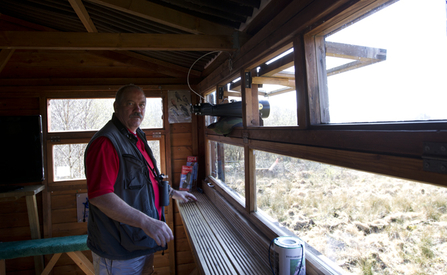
xmin=0 ymin=0 xmax=293 ymax=90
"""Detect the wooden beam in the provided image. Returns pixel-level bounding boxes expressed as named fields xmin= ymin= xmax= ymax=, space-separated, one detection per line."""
xmin=224 ymin=90 xmax=241 ymax=97
xmin=258 ymin=50 xmax=294 ymax=77
xmin=0 ymin=84 xmax=189 ymax=93
xmin=265 ymin=87 xmax=295 ymax=96
xmin=0 ymin=49 xmax=14 ymax=73
xmin=86 ymin=0 xmax=235 ymax=35
xmin=68 ymin=0 xmax=98 ymax=32
xmin=293 ymin=35 xmax=309 ymax=129
xmin=325 ymin=41 xmax=387 ymax=76
xmin=252 ymin=76 xmax=295 ymax=87
xmin=0 ymin=31 xmax=235 ymax=51
xmin=241 ymin=70 xmax=260 ymax=127
xmin=326 ymin=41 xmax=386 ymax=61
xmin=245 ymin=146 xmax=256 ymax=213
xmin=0 ymin=77 xmax=187 ymax=86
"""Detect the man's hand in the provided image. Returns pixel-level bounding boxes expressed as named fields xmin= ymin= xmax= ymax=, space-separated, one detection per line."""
xmin=140 ymin=216 xmax=173 ymax=247
xmin=90 ymin=193 xmax=173 ymax=247
xmin=172 ymin=190 xmax=197 ymax=203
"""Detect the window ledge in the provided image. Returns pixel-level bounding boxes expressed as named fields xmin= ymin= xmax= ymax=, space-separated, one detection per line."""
xmin=176 ymin=190 xmax=270 ymax=274
xmin=201 ymin=182 xmax=348 ymax=275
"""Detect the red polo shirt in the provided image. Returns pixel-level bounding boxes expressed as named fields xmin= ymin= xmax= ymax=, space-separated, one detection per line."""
xmin=86 ymin=134 xmax=161 ymax=219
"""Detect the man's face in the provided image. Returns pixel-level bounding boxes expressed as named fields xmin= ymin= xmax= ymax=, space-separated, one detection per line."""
xmin=114 ymin=88 xmax=146 ymax=133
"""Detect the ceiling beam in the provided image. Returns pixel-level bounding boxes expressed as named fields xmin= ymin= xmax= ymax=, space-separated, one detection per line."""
xmin=0 ymin=84 xmax=190 ymax=93
xmin=0 ymin=77 xmax=189 ymax=86
xmin=85 ymin=0 xmax=235 ymax=35
xmin=0 ymin=31 xmax=235 ymax=51
xmin=68 ymin=0 xmax=98 ymax=32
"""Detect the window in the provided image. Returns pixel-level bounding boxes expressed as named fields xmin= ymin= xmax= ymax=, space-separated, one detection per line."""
xmin=141 ymin=98 xmax=163 ymax=129
xmin=53 ymin=143 xmax=87 ymax=181
xmin=48 ymin=98 xmax=163 ymax=132
xmin=260 ymin=84 xmax=297 ymax=126
xmin=147 ymin=140 xmax=161 ymax=167
xmin=48 ymin=98 xmax=164 ymax=184
xmin=259 ymin=48 xmax=297 ymax=127
xmin=314 ymin=0 xmax=447 ymax=124
xmin=51 ymin=140 xmax=161 ymax=182
xmin=255 ymin=150 xmax=447 ymax=274
xmin=209 ymin=141 xmax=245 ymax=204
xmin=48 ymin=99 xmax=113 ymax=132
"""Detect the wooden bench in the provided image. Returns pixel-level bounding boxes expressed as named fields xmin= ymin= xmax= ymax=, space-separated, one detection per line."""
xmin=177 ymin=188 xmax=271 ymax=275
xmin=0 ymin=234 xmax=93 ymax=275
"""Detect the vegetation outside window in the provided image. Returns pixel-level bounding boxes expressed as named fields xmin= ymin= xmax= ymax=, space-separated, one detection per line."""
xmin=260 ymin=84 xmax=297 ymax=126
xmin=209 ymin=141 xmax=245 ymax=204
xmin=52 ymin=141 xmax=160 ymax=183
xmin=147 ymin=140 xmax=161 ymax=166
xmin=255 ymin=150 xmax=447 ymax=274
xmin=318 ymin=0 xmax=447 ymax=124
xmin=48 ymin=98 xmax=163 ymax=132
xmin=53 ymin=143 xmax=87 ymax=181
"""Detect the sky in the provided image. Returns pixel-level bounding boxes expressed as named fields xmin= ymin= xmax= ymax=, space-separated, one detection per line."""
xmin=325 ymin=0 xmax=447 ymax=123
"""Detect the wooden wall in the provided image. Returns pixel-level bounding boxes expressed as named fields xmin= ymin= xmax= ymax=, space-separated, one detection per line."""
xmin=171 ymin=122 xmax=198 ymax=274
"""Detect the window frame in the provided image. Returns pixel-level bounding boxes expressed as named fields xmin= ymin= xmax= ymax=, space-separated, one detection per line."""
xmin=305 ymin=0 xmax=447 ymax=128
xmin=45 ymin=95 xmax=169 ymax=189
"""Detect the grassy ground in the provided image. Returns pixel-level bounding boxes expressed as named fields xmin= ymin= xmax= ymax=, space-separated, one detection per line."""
xmin=226 ymin=160 xmax=447 ymax=274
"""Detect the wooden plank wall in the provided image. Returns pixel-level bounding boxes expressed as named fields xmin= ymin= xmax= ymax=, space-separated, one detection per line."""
xmin=170 ymin=122 xmax=197 ymax=274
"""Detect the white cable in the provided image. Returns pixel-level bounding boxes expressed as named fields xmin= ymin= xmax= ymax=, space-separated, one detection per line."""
xmin=186 ymin=51 xmax=232 ymax=104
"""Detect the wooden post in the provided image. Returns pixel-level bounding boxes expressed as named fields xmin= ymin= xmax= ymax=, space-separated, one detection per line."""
xmin=25 ymin=194 xmax=44 ymax=274
xmin=241 ymin=68 xmax=259 ymax=213
xmin=294 ymin=35 xmax=310 ymax=129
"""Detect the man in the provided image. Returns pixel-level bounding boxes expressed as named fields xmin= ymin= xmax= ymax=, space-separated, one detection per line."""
xmin=85 ymin=84 xmax=197 ymax=274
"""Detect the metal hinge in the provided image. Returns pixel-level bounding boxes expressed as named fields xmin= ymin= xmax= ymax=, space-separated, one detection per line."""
xmin=245 ymin=71 xmax=252 ymax=88
xmin=243 ymin=132 xmax=249 ymax=144
xmin=422 ymin=142 xmax=447 ymax=174
xmin=50 ymin=136 xmax=61 ymax=143
xmin=218 ymin=86 xmax=224 ymax=100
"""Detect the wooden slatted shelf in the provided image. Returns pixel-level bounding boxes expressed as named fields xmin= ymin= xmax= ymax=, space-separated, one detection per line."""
xmin=177 ymin=191 xmax=271 ymax=275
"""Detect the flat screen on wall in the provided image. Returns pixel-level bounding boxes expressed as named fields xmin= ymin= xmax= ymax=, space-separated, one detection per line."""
xmin=0 ymin=115 xmax=45 ymax=189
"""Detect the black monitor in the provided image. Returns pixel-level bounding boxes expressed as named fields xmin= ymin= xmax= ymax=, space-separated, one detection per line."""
xmin=0 ymin=115 xmax=45 ymax=192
